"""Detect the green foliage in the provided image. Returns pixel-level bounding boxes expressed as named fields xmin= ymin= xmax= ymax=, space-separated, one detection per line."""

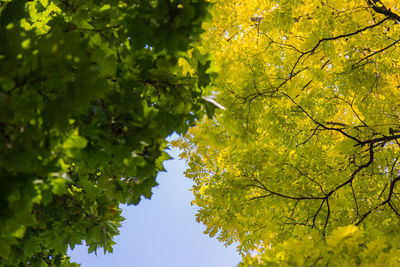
xmin=175 ymin=0 xmax=400 ymax=265
xmin=0 ymin=0 xmax=214 ymax=265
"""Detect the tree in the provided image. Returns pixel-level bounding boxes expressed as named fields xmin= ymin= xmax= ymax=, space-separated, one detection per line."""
xmin=0 ymin=0 xmax=215 ymax=265
xmin=175 ymin=0 xmax=400 ymax=265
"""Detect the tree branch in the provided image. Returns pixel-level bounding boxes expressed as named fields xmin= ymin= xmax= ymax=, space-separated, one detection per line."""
xmin=367 ymin=0 xmax=400 ymax=22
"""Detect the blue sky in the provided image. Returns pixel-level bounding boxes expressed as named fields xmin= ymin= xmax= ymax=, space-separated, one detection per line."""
xmin=68 ymin=139 xmax=241 ymax=267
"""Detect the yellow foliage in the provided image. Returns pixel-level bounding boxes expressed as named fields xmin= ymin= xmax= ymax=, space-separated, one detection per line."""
xmin=176 ymin=0 xmax=400 ymax=265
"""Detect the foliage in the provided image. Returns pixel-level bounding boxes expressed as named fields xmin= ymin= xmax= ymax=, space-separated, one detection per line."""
xmin=175 ymin=0 xmax=400 ymax=265
xmin=0 ymin=0 xmax=214 ymax=265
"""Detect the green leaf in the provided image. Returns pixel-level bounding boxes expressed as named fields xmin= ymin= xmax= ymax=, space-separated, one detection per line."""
xmin=50 ymin=178 xmax=67 ymax=196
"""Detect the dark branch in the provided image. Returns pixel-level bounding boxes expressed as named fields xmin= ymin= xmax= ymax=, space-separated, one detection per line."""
xmin=367 ymin=0 xmax=400 ymax=22
xmin=290 ymin=17 xmax=388 ymax=75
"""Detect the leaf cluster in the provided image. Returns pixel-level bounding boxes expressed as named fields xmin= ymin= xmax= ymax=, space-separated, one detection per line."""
xmin=176 ymin=0 xmax=400 ymax=265
xmin=0 ymin=0 xmax=215 ymax=265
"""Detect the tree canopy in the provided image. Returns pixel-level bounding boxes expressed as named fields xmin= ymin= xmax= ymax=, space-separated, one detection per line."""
xmin=0 ymin=0 xmax=215 ymax=265
xmin=175 ymin=0 xmax=400 ymax=265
